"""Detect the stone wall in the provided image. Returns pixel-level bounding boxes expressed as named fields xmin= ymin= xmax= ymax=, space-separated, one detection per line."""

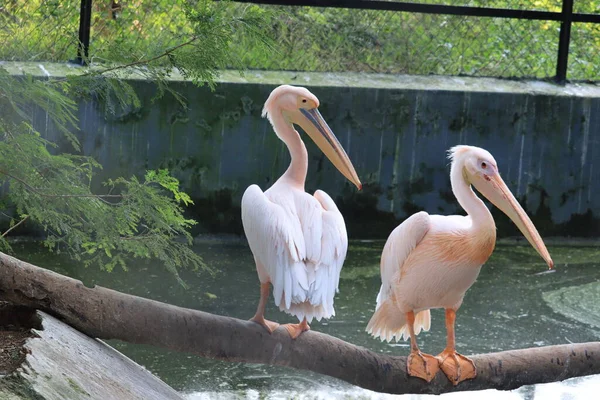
xmin=20 ymin=64 xmax=600 ymax=238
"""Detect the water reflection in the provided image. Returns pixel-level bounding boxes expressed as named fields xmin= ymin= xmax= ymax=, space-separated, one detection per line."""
xmin=11 ymin=239 xmax=600 ymax=398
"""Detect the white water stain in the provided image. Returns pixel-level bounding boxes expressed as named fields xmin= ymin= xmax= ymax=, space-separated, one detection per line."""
xmin=408 ymin=94 xmax=422 ymax=184
xmin=577 ymin=99 xmax=591 ymax=213
xmin=389 ymin=129 xmax=402 ymax=213
xmin=515 ymin=96 xmax=528 ymax=198
xmin=346 ymin=125 xmax=352 ymax=161
xmin=459 ymin=92 xmax=471 ymax=144
xmin=38 ymin=63 xmax=51 ymax=77
xmin=566 ymin=98 xmax=573 ymax=147
xmin=377 ymin=115 xmax=385 ymax=182
xmin=588 ymin=162 xmax=594 ymax=204
xmin=517 ymin=134 xmax=525 ymax=198
xmin=218 ymin=119 xmax=225 ymax=187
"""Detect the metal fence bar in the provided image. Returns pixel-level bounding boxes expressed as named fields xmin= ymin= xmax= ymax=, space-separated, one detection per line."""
xmin=572 ymin=12 xmax=600 ymax=23
xmin=75 ymin=0 xmax=93 ymax=65
xmin=233 ymin=0 xmax=600 ymax=23
xmin=232 ymin=0 xmax=564 ymax=21
xmin=72 ymin=0 xmax=600 ymax=81
xmin=556 ymin=0 xmax=574 ymax=83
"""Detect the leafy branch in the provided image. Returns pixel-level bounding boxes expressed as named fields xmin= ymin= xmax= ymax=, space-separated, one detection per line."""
xmin=0 ymin=0 xmax=276 ymax=280
xmin=0 ymin=168 xmax=123 ymax=200
xmin=1 ymin=215 xmax=29 ymax=238
xmin=87 ymin=35 xmax=200 ymax=76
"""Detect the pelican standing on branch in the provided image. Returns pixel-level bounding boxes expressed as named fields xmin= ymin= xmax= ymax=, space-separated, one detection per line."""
xmin=242 ymin=85 xmax=361 ymax=339
xmin=366 ymin=145 xmax=553 ymax=385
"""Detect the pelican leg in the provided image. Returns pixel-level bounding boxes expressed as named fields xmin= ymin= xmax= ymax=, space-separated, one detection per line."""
xmin=436 ymin=308 xmax=476 ymax=385
xmin=406 ymin=311 xmax=439 ymax=382
xmin=249 ymin=282 xmax=280 ymax=334
xmin=283 ymin=317 xmax=310 ymax=339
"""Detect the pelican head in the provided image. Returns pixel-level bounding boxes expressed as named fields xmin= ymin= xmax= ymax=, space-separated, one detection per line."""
xmin=450 ymin=145 xmax=553 ymax=269
xmin=262 ymin=85 xmax=361 ymax=189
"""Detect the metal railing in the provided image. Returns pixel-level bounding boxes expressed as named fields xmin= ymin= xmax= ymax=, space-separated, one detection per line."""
xmin=16 ymin=1 xmax=600 ymax=83
xmin=230 ymin=0 xmax=598 ymax=83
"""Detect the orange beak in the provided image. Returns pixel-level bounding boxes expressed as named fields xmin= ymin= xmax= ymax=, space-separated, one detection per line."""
xmin=296 ymin=108 xmax=362 ymax=190
xmin=472 ymin=171 xmax=553 ymax=269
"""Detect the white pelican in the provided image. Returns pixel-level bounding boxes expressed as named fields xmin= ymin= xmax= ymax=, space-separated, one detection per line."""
xmin=366 ymin=145 xmax=553 ymax=385
xmin=242 ymin=85 xmax=361 ymax=339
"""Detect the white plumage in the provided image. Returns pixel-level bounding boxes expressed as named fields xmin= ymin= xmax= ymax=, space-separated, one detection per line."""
xmin=242 ymin=185 xmax=347 ymax=322
xmin=367 ymin=211 xmax=431 ymax=342
xmin=241 ymin=85 xmax=361 ymax=338
xmin=365 ymin=145 xmax=553 ymax=384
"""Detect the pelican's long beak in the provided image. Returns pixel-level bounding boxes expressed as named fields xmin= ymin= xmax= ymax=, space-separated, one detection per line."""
xmin=472 ymin=172 xmax=554 ymax=269
xmin=297 ymin=108 xmax=361 ymax=189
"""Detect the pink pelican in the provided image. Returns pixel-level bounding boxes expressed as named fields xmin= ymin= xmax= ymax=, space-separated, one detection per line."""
xmin=242 ymin=85 xmax=361 ymax=339
xmin=366 ymin=145 xmax=553 ymax=384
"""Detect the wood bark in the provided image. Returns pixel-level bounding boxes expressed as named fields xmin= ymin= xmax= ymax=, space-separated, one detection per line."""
xmin=0 ymin=251 xmax=598 ymax=395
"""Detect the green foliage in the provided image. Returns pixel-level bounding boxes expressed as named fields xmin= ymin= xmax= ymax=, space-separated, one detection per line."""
xmin=231 ymin=3 xmax=564 ymax=78
xmin=0 ymin=0 xmax=274 ymax=280
xmin=241 ymin=0 xmax=600 ymax=80
xmin=170 ymin=0 xmax=273 ymax=88
xmin=2 ymin=0 xmax=599 ymax=79
xmin=67 ymin=75 xmax=141 ymax=120
xmin=0 ymin=110 xmax=205 ymax=282
xmin=0 ymin=1 xmax=80 ymax=62
xmin=0 ymin=70 xmax=80 ymax=147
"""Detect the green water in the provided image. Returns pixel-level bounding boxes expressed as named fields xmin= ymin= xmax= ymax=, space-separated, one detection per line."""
xmin=11 ymin=239 xmax=600 ymax=399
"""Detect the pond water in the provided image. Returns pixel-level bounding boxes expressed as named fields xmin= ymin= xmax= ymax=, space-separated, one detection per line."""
xmin=11 ymin=239 xmax=600 ymax=399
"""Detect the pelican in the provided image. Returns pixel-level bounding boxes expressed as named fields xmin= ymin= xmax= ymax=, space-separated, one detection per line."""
xmin=366 ymin=145 xmax=553 ymax=385
xmin=242 ymin=85 xmax=361 ymax=339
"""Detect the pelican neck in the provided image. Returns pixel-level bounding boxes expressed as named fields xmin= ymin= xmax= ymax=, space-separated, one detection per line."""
xmin=450 ymin=163 xmax=494 ymax=230
xmin=269 ymin=110 xmax=308 ymax=188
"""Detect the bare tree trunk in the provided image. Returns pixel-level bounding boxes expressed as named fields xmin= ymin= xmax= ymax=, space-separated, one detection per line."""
xmin=0 ymin=251 xmax=598 ymax=395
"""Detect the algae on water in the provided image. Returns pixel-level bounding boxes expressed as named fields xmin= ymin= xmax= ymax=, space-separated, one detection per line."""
xmin=543 ymin=281 xmax=600 ymax=332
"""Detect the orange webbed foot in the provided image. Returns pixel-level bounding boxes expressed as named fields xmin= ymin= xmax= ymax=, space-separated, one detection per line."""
xmin=250 ymin=316 xmax=279 ymax=334
xmin=436 ymin=349 xmax=476 ymax=385
xmin=407 ymin=351 xmax=440 ymax=382
xmin=282 ymin=320 xmax=310 ymax=339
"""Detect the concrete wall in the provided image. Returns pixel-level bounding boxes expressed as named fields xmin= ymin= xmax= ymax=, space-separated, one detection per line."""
xmin=28 ymin=66 xmax=600 ymax=238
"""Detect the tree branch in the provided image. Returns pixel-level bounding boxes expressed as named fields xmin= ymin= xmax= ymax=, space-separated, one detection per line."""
xmin=86 ymin=36 xmax=199 ymax=76
xmin=0 ymin=168 xmax=123 ymax=201
xmin=1 ymin=215 xmax=29 ymax=238
xmin=0 ymin=251 xmax=598 ymax=395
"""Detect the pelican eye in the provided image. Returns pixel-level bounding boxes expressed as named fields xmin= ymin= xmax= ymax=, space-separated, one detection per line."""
xmin=302 ymin=99 xmax=307 ymax=103
xmin=481 ymin=161 xmax=487 ymax=169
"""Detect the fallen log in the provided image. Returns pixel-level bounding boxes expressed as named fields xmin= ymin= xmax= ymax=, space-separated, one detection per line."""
xmin=0 ymin=305 xmax=183 ymax=400
xmin=0 ymin=252 xmax=598 ymax=395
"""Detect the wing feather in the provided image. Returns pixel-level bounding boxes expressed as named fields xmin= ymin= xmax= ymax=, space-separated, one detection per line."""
xmin=241 ymin=185 xmax=308 ymax=309
xmin=295 ymin=193 xmax=323 ymax=263
xmin=377 ymin=211 xmax=431 ymax=308
xmin=311 ymin=190 xmax=348 ymax=316
xmin=242 ymin=185 xmax=348 ymax=322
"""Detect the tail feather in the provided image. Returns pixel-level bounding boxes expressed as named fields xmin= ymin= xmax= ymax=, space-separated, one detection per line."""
xmin=366 ymin=300 xmax=431 ymax=343
xmin=278 ymin=261 xmax=338 ymax=323
xmin=414 ymin=309 xmax=431 ymax=336
xmin=281 ymin=300 xmax=331 ymax=322
xmin=366 ymin=299 xmax=407 ymax=342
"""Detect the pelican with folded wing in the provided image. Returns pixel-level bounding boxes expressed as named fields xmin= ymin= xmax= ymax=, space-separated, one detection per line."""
xmin=242 ymin=85 xmax=361 ymax=338
xmin=367 ymin=145 xmax=553 ymax=384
